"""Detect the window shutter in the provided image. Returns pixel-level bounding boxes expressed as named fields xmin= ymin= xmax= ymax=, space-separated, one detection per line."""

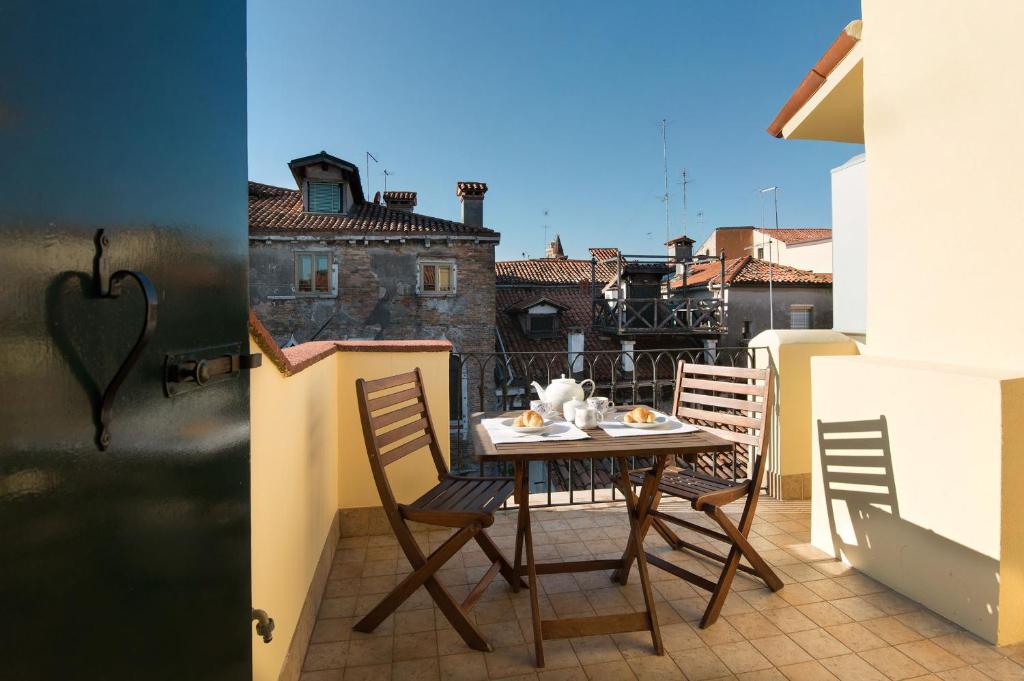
xmin=308 ymin=182 xmax=342 ymax=213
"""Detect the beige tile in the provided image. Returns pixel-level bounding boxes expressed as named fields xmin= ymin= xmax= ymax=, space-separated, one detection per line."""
xmin=830 ymin=596 xmax=887 ymax=622
xmin=484 ymin=644 xmax=537 ymax=679
xmin=936 ymin=668 xmax=993 ymax=680
xmin=777 ymin=660 xmax=840 ymax=680
xmin=581 ymin=659 xmax=637 ymax=681
xmin=895 ymin=640 xmax=966 ymax=673
xmin=749 ymin=634 xmax=813 ymax=667
xmin=693 ymin=619 xmax=748 ymax=646
xmin=537 ymin=668 xmax=587 ymax=681
xmin=777 ymin=583 xmax=823 ymax=607
xmin=796 ymin=602 xmax=854 ymax=628
xmin=930 ymin=633 xmax=1003 ymax=664
xmin=858 ymin=646 xmax=928 ymax=680
xmin=342 ymin=663 xmax=392 ymax=681
xmin=711 ymin=641 xmax=774 ymax=674
xmin=438 ymin=651 xmax=488 ymax=681
xmin=760 ymin=607 xmax=819 ymax=634
xmin=895 ymin=611 xmax=959 ymax=639
xmin=347 ymin=636 xmax=394 ymax=667
xmin=968 ymin=656 xmax=1024 ymax=680
xmin=725 ymin=612 xmax=784 ymax=640
xmin=818 ymin=653 xmax=888 ymax=681
xmin=802 ymin=578 xmax=856 ymax=600
xmin=395 ymin=608 xmax=437 ymax=635
xmin=788 ymin=628 xmax=852 ymax=659
xmin=861 ymin=617 xmax=925 ymax=646
xmin=625 ymin=654 xmax=685 ymax=679
xmin=824 ymin=622 xmax=888 ymax=653
xmin=313 ymin=617 xmax=356 ymax=643
xmin=304 ymin=642 xmax=349 ymax=672
xmin=570 ymin=635 xmax=623 ymax=666
xmin=660 ymin=622 xmax=705 ymax=652
xmin=394 ymin=630 xmax=438 ymax=662
xmin=668 ymin=646 xmax=733 ymax=680
xmin=393 ymin=657 xmax=440 ymax=681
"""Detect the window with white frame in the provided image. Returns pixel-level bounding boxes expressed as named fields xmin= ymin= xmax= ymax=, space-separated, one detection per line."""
xmin=296 ymin=251 xmax=332 ymax=294
xmin=307 ymin=182 xmax=343 ymax=213
xmin=789 ymin=304 xmax=813 ymax=329
xmin=418 ymin=261 xmax=455 ymax=295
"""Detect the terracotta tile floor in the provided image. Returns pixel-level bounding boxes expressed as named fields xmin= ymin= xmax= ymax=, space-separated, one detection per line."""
xmin=302 ymin=497 xmax=1024 ymax=681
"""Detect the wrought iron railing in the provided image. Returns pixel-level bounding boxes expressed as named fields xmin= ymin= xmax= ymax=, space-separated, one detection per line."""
xmin=448 ymin=345 xmax=775 ymax=507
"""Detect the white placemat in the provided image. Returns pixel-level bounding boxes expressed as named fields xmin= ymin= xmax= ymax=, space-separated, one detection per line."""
xmin=481 ymin=417 xmax=591 ymax=444
xmin=598 ymin=413 xmax=701 ymax=438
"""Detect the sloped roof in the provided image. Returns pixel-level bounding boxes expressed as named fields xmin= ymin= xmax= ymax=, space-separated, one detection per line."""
xmin=496 ymin=287 xmax=618 ymax=355
xmin=759 ymin=228 xmax=832 ymax=245
xmin=496 ymin=258 xmax=616 ymax=286
xmin=248 ymin=181 xmax=498 ymax=237
xmin=673 ymin=256 xmax=832 ymax=288
xmin=588 ymin=247 xmax=621 ymax=262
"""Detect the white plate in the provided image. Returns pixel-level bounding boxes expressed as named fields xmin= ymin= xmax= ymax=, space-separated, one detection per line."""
xmin=616 ymin=412 xmax=670 ymax=429
xmin=501 ymin=417 xmax=552 ymax=434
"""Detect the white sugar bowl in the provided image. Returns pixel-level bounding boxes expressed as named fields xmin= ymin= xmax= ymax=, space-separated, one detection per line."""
xmin=574 ymin=406 xmax=600 ymax=430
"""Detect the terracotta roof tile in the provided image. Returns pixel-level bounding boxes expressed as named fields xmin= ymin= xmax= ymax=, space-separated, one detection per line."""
xmin=496 ymin=287 xmax=619 ymax=355
xmin=456 ymin=181 xmax=488 ymax=197
xmin=673 ymin=256 xmax=832 ymax=288
xmin=248 ymin=181 xmax=498 ymax=237
xmin=496 ymin=258 xmax=616 ymax=286
xmin=588 ymin=247 xmax=621 ymax=262
xmin=759 ymin=228 xmax=832 ymax=244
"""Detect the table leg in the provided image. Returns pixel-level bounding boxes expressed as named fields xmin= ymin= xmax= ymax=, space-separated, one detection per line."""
xmin=616 ymin=456 xmax=665 ymax=655
xmin=517 ymin=461 xmax=544 ymax=667
xmin=512 ymin=464 xmax=526 ymax=594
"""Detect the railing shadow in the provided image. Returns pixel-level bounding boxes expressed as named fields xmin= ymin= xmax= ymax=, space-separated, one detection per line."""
xmin=816 ymin=416 xmax=999 ymax=641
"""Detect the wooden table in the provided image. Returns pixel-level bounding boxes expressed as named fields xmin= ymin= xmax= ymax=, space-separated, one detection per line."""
xmin=470 ymin=409 xmax=734 ymax=667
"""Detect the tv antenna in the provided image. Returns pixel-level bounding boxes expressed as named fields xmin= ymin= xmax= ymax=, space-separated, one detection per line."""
xmin=679 ymin=168 xmax=692 ymax=239
xmin=365 ymin=151 xmax=378 ymax=196
xmin=382 ymin=168 xmax=394 ymax=193
xmin=542 ymin=209 xmax=550 ymax=249
xmin=660 ymin=119 xmax=670 ymax=243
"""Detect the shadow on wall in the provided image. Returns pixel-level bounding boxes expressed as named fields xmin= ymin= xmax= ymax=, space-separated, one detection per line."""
xmin=817 ymin=417 xmax=1000 ymax=642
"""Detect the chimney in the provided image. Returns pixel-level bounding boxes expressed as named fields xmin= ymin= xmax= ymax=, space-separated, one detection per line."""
xmin=666 ymin=235 xmax=694 ymax=263
xmin=456 ymin=181 xmax=488 ymax=227
xmin=383 ymin=191 xmax=416 ymax=213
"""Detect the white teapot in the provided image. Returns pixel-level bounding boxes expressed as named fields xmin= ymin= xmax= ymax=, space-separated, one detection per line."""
xmin=531 ymin=375 xmax=596 ymax=411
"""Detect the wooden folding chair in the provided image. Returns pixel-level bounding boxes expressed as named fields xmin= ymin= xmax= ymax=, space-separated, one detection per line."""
xmin=614 ymin=362 xmax=783 ymax=628
xmin=353 ymin=368 xmax=524 ymax=651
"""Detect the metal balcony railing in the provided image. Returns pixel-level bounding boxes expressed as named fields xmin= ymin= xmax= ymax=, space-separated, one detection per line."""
xmin=448 ymin=345 xmax=776 ymax=507
xmin=592 ymin=297 xmax=727 ymax=335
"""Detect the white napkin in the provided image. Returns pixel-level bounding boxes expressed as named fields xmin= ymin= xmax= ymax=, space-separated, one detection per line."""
xmin=481 ymin=417 xmax=591 ymax=444
xmin=598 ymin=414 xmax=701 ymax=438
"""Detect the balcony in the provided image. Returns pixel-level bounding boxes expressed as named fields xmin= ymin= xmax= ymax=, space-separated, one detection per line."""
xmin=249 ymin=322 xmax=1024 ymax=681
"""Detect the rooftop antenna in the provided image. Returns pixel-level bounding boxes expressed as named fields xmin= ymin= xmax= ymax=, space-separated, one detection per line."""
xmin=365 ymin=151 xmax=378 ymax=197
xmin=758 ymin=186 xmax=780 ymax=329
xmin=383 ymin=168 xmax=394 ymax=193
xmin=679 ymin=168 xmax=691 ymax=239
xmin=660 ymin=119 xmax=670 ymax=243
xmin=542 ymin=209 xmax=550 ymax=250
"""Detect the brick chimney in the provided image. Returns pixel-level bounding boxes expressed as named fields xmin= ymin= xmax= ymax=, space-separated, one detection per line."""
xmin=456 ymin=181 xmax=488 ymax=228
xmin=383 ymin=191 xmax=416 ymax=213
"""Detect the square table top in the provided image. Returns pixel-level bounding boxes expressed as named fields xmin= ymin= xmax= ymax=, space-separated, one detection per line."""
xmin=470 ymin=409 xmax=734 ymax=462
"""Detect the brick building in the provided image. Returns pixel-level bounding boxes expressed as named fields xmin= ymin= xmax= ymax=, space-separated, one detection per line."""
xmin=248 ymin=151 xmax=500 ymax=420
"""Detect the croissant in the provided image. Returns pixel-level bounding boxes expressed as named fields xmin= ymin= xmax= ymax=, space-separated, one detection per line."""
xmin=623 ymin=413 xmax=635 ymax=423
xmin=513 ymin=415 xmax=525 ymax=427
xmin=524 ymin=410 xmax=544 ymax=427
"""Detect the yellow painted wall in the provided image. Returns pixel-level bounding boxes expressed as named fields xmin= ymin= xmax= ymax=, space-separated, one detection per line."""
xmin=751 ymin=330 xmax=858 ymax=499
xmin=250 ymin=338 xmax=339 ymax=681
xmin=861 ymin=0 xmax=1024 ymax=370
xmin=336 ymin=352 xmax=451 ymax=508
xmin=249 ymin=341 xmax=451 ymax=680
xmin=810 ymin=354 xmax=1024 ymax=643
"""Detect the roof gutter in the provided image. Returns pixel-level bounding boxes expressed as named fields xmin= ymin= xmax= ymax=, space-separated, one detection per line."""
xmin=766 ymin=19 xmax=862 ymax=138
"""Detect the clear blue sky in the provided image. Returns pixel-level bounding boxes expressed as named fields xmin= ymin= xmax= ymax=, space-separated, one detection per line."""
xmin=247 ymin=0 xmax=863 ymax=261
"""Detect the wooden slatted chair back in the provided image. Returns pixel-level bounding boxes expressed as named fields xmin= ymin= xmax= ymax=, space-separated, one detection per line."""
xmin=356 ymin=368 xmax=449 ymax=507
xmin=671 ymin=362 xmax=774 ymax=486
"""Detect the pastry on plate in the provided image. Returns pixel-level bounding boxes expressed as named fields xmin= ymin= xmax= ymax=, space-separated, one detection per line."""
xmin=513 ymin=410 xmax=544 ymax=428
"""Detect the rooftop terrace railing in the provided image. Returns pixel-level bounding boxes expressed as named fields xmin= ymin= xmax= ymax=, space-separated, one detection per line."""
xmin=448 ymin=345 xmax=776 ymax=507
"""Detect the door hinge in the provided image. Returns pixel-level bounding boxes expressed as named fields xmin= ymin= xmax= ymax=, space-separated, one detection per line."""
xmin=252 ymin=609 xmax=274 ymax=644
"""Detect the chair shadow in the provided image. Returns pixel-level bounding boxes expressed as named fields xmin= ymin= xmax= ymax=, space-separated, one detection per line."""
xmin=817 ymin=416 xmax=1000 ymax=642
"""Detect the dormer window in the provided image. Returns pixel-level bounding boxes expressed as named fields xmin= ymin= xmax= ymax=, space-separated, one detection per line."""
xmin=308 ymin=181 xmax=343 ymax=213
xmin=527 ymin=313 xmax=558 ymax=338
xmin=509 ymin=297 xmax=568 ymax=339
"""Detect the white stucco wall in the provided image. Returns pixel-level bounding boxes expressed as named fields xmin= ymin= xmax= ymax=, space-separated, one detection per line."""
xmin=830 ymin=153 xmax=867 ymax=336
